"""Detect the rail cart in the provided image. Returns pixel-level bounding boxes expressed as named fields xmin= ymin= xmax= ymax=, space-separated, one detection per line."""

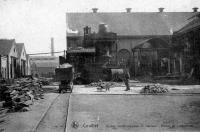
xmin=55 ymin=64 xmax=74 ymax=93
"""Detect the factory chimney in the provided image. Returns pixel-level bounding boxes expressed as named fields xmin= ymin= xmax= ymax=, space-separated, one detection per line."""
xmin=126 ymin=8 xmax=132 ymax=13
xmin=51 ymin=37 xmax=55 ymax=56
xmin=158 ymin=7 xmax=164 ymax=13
xmin=193 ymin=7 xmax=198 ymax=12
xmin=92 ymin=8 xmax=98 ymax=13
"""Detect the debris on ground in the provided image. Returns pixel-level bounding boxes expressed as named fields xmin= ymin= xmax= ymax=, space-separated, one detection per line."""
xmin=38 ymin=77 xmax=50 ymax=85
xmin=171 ymin=88 xmax=180 ymax=90
xmin=86 ymin=81 xmax=116 ymax=87
xmin=86 ymin=81 xmax=116 ymax=91
xmin=140 ymin=84 xmax=169 ymax=94
xmin=0 ymin=77 xmax=46 ymax=113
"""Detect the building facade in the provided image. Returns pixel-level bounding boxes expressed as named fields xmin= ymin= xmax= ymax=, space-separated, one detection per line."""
xmin=16 ymin=43 xmax=27 ymax=77
xmin=66 ymin=8 xmax=198 ymax=76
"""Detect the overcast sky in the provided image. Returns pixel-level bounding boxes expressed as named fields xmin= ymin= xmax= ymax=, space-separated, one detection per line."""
xmin=0 ymin=0 xmax=199 ymax=55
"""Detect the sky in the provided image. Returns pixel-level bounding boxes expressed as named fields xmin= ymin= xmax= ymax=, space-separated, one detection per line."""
xmin=0 ymin=0 xmax=199 ymax=55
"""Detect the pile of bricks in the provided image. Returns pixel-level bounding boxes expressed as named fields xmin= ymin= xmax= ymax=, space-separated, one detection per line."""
xmin=140 ymin=84 xmax=169 ymax=94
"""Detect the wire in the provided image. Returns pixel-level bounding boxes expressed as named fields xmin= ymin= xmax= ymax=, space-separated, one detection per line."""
xmin=28 ymin=51 xmax=65 ymax=55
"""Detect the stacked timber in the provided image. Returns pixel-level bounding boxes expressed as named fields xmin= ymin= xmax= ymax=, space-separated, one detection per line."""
xmin=0 ymin=77 xmax=45 ymax=113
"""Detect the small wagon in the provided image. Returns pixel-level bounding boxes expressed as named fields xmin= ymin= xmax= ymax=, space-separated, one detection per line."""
xmin=55 ymin=64 xmax=74 ymax=93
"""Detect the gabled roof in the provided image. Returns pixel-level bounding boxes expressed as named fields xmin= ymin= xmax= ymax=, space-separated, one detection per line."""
xmin=0 ymin=39 xmax=15 ymax=55
xmin=16 ymin=43 xmax=25 ymax=57
xmin=66 ymin=12 xmax=195 ymax=36
xmin=134 ymin=38 xmax=169 ymax=49
xmin=175 ymin=13 xmax=200 ymax=34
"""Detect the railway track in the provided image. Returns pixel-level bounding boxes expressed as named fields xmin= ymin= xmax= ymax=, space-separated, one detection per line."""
xmin=33 ymin=93 xmax=71 ymax=132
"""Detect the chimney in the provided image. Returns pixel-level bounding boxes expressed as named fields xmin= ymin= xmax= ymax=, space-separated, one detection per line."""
xmin=51 ymin=37 xmax=54 ymax=56
xmin=158 ymin=7 xmax=164 ymax=13
xmin=126 ymin=8 xmax=132 ymax=13
xmin=193 ymin=7 xmax=198 ymax=12
xmin=92 ymin=8 xmax=98 ymax=13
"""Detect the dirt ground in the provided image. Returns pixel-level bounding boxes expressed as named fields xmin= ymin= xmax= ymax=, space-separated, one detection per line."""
xmin=1 ymin=93 xmax=59 ymax=132
xmin=67 ymin=94 xmax=200 ymax=132
xmin=0 ymin=85 xmax=70 ymax=132
xmin=1 ymin=82 xmax=200 ymax=132
xmin=67 ymin=82 xmax=200 ymax=132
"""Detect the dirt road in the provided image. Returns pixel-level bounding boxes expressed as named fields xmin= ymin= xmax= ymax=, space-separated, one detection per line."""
xmin=67 ymin=92 xmax=200 ymax=132
xmin=2 ymin=84 xmax=200 ymax=132
xmin=34 ymin=94 xmax=70 ymax=132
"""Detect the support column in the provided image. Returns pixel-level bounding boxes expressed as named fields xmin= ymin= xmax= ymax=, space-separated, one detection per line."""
xmin=7 ymin=55 xmax=9 ymax=79
xmin=179 ymin=54 xmax=183 ymax=73
xmin=168 ymin=58 xmax=170 ymax=74
xmin=173 ymin=59 xmax=176 ymax=73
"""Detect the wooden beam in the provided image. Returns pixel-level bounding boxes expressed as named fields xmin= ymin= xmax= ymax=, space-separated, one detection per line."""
xmin=0 ymin=55 xmax=1 ymax=78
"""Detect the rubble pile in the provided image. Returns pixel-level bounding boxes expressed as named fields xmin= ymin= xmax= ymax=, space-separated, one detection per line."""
xmin=38 ymin=77 xmax=50 ymax=85
xmin=0 ymin=77 xmax=45 ymax=113
xmin=140 ymin=84 xmax=169 ymax=94
xmin=86 ymin=81 xmax=116 ymax=87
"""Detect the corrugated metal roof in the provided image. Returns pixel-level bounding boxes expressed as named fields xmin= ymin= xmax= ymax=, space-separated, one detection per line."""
xmin=66 ymin=12 xmax=194 ymax=36
xmin=0 ymin=39 xmax=15 ymax=55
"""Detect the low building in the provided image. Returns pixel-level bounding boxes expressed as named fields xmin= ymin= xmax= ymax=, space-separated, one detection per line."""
xmin=0 ymin=39 xmax=30 ymax=79
xmin=30 ymin=56 xmax=59 ymax=78
xmin=0 ymin=39 xmax=18 ymax=79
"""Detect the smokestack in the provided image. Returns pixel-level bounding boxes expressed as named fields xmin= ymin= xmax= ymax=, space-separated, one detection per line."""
xmin=158 ymin=7 xmax=164 ymax=13
xmin=92 ymin=8 xmax=98 ymax=13
xmin=51 ymin=37 xmax=54 ymax=56
xmin=126 ymin=8 xmax=132 ymax=13
xmin=193 ymin=7 xmax=198 ymax=12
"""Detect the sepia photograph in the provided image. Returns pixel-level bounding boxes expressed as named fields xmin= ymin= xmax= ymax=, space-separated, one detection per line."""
xmin=0 ymin=0 xmax=200 ymax=131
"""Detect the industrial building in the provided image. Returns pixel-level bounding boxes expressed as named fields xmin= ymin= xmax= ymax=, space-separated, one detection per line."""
xmin=66 ymin=8 xmax=199 ymax=78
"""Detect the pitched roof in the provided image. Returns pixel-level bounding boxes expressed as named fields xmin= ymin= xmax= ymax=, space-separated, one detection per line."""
xmin=66 ymin=12 xmax=195 ymax=36
xmin=134 ymin=38 xmax=169 ymax=49
xmin=175 ymin=13 xmax=200 ymax=34
xmin=16 ymin=43 xmax=25 ymax=57
xmin=0 ymin=39 xmax=15 ymax=55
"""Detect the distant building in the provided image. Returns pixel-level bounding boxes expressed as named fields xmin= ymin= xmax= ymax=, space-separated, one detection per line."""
xmin=30 ymin=56 xmax=59 ymax=78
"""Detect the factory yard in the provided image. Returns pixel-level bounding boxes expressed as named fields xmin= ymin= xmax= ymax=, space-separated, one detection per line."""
xmin=1 ymin=81 xmax=200 ymax=132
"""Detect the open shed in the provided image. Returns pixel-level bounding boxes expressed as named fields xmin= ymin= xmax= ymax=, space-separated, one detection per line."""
xmin=132 ymin=38 xmax=170 ymax=76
